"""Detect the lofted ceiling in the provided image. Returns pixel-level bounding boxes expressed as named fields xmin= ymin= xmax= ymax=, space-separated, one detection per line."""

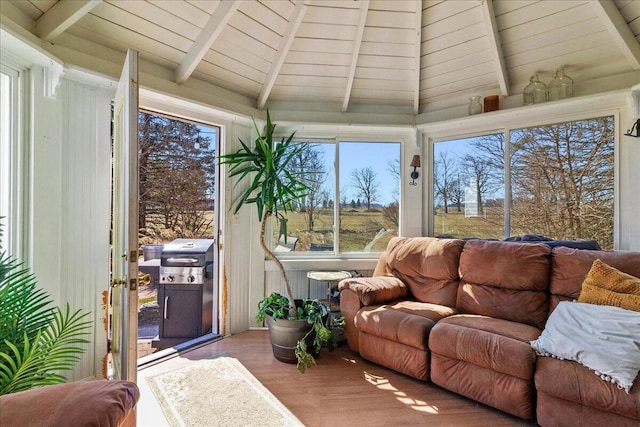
xmin=2 ymin=0 xmax=640 ymax=122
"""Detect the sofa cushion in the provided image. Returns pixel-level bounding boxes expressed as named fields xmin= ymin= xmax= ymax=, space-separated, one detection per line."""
xmin=456 ymin=240 xmax=551 ymax=328
xmin=429 ymin=314 xmax=542 ymax=420
xmin=355 ymin=301 xmax=456 ymax=350
xmin=531 ymin=301 xmax=640 ymax=393
xmin=0 ymin=380 xmax=140 ymax=427
xmin=430 ymin=314 xmax=541 ymax=380
xmin=578 ymin=259 xmax=640 ymax=311
xmin=535 ymin=357 xmax=640 ymax=423
xmin=549 ymin=247 xmax=640 ymax=314
xmin=380 ymin=237 xmax=464 ymax=306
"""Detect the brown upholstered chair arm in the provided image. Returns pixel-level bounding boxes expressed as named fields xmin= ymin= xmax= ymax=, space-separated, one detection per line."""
xmin=0 ymin=380 xmax=140 ymax=427
xmin=338 ymin=276 xmax=408 ymax=306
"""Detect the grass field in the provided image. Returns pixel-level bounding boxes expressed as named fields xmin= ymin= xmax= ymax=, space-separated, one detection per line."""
xmin=434 ymin=208 xmax=504 ymax=239
xmin=279 ymin=208 xmax=397 ymax=252
xmin=143 ymin=205 xmax=611 ymax=252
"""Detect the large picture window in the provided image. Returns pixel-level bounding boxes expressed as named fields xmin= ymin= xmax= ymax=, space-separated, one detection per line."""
xmin=433 ymin=116 xmax=614 ymax=249
xmin=275 ymin=140 xmax=400 ymax=255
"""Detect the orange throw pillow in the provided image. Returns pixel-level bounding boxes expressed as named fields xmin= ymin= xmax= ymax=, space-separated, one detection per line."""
xmin=578 ymin=259 xmax=640 ymax=312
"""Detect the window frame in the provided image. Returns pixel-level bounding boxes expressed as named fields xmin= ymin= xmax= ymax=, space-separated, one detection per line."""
xmin=424 ymin=97 xmax=621 ymax=247
xmin=270 ymin=130 xmax=410 ymax=261
xmin=0 ymin=64 xmax=29 ymax=262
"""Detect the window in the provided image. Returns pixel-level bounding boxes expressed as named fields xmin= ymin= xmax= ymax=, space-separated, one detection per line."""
xmin=433 ymin=116 xmax=614 ymax=249
xmin=433 ymin=133 xmax=505 ymax=239
xmin=0 ymin=69 xmax=22 ymax=255
xmin=274 ymin=140 xmax=400 ymax=255
xmin=1 ymin=72 xmax=11 ymax=223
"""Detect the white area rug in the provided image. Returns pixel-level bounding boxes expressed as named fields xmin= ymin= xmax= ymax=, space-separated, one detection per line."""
xmin=146 ymin=355 xmax=304 ymax=427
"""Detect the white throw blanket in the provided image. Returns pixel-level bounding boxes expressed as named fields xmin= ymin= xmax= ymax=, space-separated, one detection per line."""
xmin=531 ymin=301 xmax=640 ymax=393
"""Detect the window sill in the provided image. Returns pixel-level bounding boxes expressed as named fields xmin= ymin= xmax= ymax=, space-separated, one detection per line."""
xmin=264 ymin=258 xmax=378 ymax=272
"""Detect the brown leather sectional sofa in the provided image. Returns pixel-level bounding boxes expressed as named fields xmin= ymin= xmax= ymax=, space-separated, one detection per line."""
xmin=338 ymin=237 xmax=640 ymax=426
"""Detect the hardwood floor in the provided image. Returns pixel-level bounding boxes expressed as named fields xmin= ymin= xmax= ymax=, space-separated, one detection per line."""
xmin=137 ymin=330 xmax=535 ymax=426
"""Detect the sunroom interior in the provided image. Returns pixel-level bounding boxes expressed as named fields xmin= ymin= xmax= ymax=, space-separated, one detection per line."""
xmin=1 ymin=0 xmax=640 ymax=425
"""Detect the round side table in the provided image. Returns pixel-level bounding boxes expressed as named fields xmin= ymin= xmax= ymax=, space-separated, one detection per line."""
xmin=306 ymin=270 xmax=352 ymax=312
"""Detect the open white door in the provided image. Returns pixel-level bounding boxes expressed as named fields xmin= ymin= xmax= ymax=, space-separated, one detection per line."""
xmin=111 ymin=49 xmax=139 ymax=382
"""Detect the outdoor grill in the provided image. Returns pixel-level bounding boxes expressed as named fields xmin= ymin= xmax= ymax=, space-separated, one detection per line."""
xmin=154 ymin=238 xmax=215 ymax=349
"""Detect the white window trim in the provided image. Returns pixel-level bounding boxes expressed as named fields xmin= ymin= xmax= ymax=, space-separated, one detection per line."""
xmin=269 ymin=133 xmax=409 ymax=260
xmin=0 ymin=64 xmax=29 ymax=263
xmin=422 ymin=90 xmax=624 ymax=243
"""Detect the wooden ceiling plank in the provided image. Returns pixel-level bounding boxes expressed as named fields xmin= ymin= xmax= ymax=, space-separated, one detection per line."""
xmin=482 ymin=0 xmax=509 ymax=96
xmin=413 ymin=0 xmax=422 ymax=114
xmin=591 ymin=0 xmax=640 ymax=69
xmin=286 ymin=51 xmax=351 ymax=66
xmin=257 ymin=0 xmax=309 ymax=110
xmin=342 ymin=0 xmax=369 ymax=112
xmin=36 ymin=0 xmax=102 ymax=41
xmin=87 ymin=2 xmax=194 ymax=51
xmin=176 ymin=0 xmax=240 ymax=84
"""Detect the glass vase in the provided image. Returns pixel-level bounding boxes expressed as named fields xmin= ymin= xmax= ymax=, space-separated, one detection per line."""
xmin=548 ymin=67 xmax=573 ymax=101
xmin=523 ymin=73 xmax=547 ymax=105
xmin=468 ymin=96 xmax=482 ymax=115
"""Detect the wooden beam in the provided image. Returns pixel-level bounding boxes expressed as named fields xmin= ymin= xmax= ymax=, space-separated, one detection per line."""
xmin=413 ymin=0 xmax=422 ymax=115
xmin=481 ymin=0 xmax=509 ymax=96
xmin=342 ymin=0 xmax=369 ymax=113
xmin=591 ymin=0 xmax=640 ymax=70
xmin=36 ymin=0 xmax=102 ymax=41
xmin=258 ymin=0 xmax=309 ymax=110
xmin=175 ymin=1 xmax=239 ymax=84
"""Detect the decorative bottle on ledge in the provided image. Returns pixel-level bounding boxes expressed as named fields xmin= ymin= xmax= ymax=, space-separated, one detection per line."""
xmin=548 ymin=67 xmax=573 ymax=101
xmin=523 ymin=73 xmax=547 ymax=105
xmin=468 ymin=96 xmax=482 ymax=115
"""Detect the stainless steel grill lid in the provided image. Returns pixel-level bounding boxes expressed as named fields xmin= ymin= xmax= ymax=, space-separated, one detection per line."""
xmin=160 ymin=239 xmax=215 ymax=267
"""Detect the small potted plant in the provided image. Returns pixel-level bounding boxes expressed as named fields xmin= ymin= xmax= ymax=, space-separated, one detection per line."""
xmin=219 ymin=109 xmax=339 ymax=372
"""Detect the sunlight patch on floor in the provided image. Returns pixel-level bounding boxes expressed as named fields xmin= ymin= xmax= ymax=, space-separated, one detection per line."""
xmin=363 ymin=371 xmax=440 ymax=414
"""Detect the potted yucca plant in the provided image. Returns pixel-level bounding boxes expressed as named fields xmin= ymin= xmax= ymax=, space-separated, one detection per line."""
xmin=219 ymin=110 xmax=338 ymax=372
xmin=0 ymin=220 xmax=92 ymax=394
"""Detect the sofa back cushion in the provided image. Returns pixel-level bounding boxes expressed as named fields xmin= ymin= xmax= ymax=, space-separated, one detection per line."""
xmin=549 ymin=247 xmax=640 ymax=314
xmin=457 ymin=240 xmax=551 ymax=328
xmin=378 ymin=237 xmax=465 ymax=307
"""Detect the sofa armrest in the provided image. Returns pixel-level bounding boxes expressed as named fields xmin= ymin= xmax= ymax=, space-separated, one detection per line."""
xmin=0 ymin=380 xmax=140 ymax=427
xmin=338 ymin=276 xmax=408 ymax=306
xmin=338 ymin=276 xmax=408 ymax=353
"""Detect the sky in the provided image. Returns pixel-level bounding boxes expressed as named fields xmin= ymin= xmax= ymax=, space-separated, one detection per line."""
xmin=197 ymin=123 xmax=401 ymax=206
xmin=325 ymin=141 xmax=400 ymax=206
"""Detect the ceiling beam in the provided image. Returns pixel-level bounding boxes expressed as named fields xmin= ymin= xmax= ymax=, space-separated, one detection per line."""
xmin=36 ymin=0 xmax=102 ymax=41
xmin=481 ymin=0 xmax=509 ymax=96
xmin=258 ymin=0 xmax=309 ymax=110
xmin=413 ymin=0 xmax=422 ymax=115
xmin=175 ymin=1 xmax=239 ymax=84
xmin=342 ymin=0 xmax=369 ymax=113
xmin=591 ymin=0 xmax=640 ymax=70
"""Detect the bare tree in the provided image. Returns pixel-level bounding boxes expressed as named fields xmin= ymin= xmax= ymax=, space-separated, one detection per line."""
xmin=460 ymin=155 xmax=498 ymax=215
xmin=351 ymin=167 xmax=379 ymax=210
xmin=433 ymin=151 xmax=458 ymax=213
xmin=138 ymin=112 xmax=216 ymax=237
xmin=381 ymin=201 xmax=399 ymax=227
xmin=284 ymin=143 xmax=325 ymax=231
xmin=387 ymin=158 xmax=400 ymax=185
xmin=510 ymin=117 xmax=614 ymax=247
xmin=340 ymin=186 xmax=349 ymax=209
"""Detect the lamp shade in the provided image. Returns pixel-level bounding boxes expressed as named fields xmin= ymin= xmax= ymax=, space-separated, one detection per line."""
xmin=410 ymin=155 xmax=421 ymax=168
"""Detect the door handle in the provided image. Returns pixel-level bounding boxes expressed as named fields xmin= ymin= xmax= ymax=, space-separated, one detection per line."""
xmin=111 ymin=278 xmax=126 ymax=288
xmin=164 ymin=296 xmax=169 ymax=319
